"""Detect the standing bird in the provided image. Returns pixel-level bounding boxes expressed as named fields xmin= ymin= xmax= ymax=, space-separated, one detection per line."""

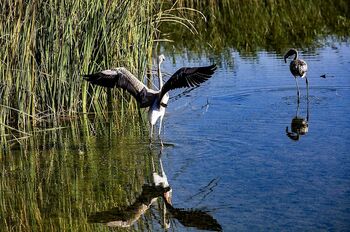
xmin=83 ymin=55 xmax=217 ymax=140
xmin=284 ymin=48 xmax=308 ymax=103
xmin=148 ymin=54 xmax=169 ymax=139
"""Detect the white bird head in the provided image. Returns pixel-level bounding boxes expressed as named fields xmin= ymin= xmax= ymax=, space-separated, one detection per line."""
xmin=158 ymin=54 xmax=166 ymax=64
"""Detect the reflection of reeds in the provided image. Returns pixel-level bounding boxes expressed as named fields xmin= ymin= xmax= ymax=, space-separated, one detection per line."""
xmin=0 ymin=118 xmax=154 ymax=231
xmin=0 ymin=0 xmax=157 ymax=145
xmin=162 ymin=0 xmax=350 ymax=56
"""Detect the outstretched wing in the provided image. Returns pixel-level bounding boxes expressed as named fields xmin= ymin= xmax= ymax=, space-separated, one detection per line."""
xmin=159 ymin=64 xmax=217 ymax=101
xmin=83 ymin=67 xmax=158 ymax=108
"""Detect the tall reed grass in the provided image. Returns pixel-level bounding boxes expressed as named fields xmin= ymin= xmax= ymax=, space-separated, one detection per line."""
xmin=0 ymin=0 xmax=158 ymax=148
xmin=0 ymin=2 xmax=204 ymax=230
xmin=162 ymin=0 xmax=350 ymax=56
xmin=0 ymin=0 xmax=208 ymax=150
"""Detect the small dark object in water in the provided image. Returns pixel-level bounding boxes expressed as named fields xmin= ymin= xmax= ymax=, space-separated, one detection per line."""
xmin=320 ymin=74 xmax=335 ymax=79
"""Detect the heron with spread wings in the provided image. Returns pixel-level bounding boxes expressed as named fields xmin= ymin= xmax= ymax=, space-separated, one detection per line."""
xmin=83 ymin=55 xmax=217 ymax=140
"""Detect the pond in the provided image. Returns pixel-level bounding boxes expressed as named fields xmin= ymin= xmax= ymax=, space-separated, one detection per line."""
xmin=1 ymin=2 xmax=350 ymax=231
xmin=159 ymin=41 xmax=350 ymax=231
xmin=2 ymin=40 xmax=349 ymax=232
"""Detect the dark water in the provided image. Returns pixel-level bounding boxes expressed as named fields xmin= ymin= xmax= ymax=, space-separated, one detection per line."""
xmin=157 ymin=42 xmax=350 ymax=231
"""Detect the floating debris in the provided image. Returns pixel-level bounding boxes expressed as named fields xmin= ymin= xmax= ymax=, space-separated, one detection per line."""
xmin=320 ymin=74 xmax=335 ymax=79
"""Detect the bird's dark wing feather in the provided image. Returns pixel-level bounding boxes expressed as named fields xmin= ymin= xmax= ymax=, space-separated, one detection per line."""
xmin=83 ymin=68 xmax=157 ymax=108
xmin=159 ymin=64 xmax=217 ymax=101
xmin=83 ymin=70 xmax=118 ymax=88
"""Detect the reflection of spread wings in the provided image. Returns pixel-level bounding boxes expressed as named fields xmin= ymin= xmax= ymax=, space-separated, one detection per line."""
xmin=163 ymin=197 xmax=222 ymax=231
xmin=89 ymin=152 xmax=221 ymax=230
xmin=88 ymin=184 xmax=222 ymax=231
xmin=88 ymin=184 xmax=170 ymax=227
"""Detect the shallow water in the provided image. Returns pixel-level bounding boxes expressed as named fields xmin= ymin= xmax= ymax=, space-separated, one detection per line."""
xmin=1 ymin=44 xmax=350 ymax=232
xmin=158 ymin=43 xmax=350 ymax=231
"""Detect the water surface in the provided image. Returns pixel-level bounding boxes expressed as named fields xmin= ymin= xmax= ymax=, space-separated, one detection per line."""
xmin=1 ymin=43 xmax=349 ymax=232
xmin=159 ymin=42 xmax=350 ymax=231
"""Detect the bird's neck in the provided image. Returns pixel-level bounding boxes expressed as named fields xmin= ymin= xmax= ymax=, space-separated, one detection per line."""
xmin=293 ymin=50 xmax=299 ymax=60
xmin=158 ymin=62 xmax=163 ymax=90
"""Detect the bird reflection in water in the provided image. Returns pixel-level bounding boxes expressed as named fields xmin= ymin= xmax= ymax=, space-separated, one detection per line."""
xmin=286 ymin=99 xmax=310 ymax=141
xmin=88 ymin=149 xmax=222 ymax=231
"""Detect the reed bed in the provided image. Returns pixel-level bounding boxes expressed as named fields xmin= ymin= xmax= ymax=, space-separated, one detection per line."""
xmin=1 ymin=0 xmax=349 ymax=230
xmin=161 ymin=0 xmax=350 ymax=56
xmin=0 ymin=2 xmax=201 ymax=228
xmin=0 ymin=0 xmax=158 ymax=149
xmin=0 ymin=1 xmax=207 ymax=230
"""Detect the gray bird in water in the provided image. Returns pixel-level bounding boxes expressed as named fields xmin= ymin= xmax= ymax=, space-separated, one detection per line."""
xmin=284 ymin=48 xmax=309 ymax=103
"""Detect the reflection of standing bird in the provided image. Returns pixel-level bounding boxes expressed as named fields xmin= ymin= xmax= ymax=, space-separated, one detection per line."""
xmin=83 ymin=55 xmax=217 ymax=139
xmin=286 ymin=95 xmax=310 ymax=141
xmin=284 ymin=48 xmax=308 ymax=103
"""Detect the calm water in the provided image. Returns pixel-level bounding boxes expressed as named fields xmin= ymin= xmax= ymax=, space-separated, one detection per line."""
xmin=1 ymin=1 xmax=349 ymax=231
xmin=1 ymin=44 xmax=350 ymax=231
xmin=157 ymin=43 xmax=350 ymax=231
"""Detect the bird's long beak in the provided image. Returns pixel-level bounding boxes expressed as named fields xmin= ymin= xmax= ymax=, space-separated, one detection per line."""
xmin=283 ymin=56 xmax=287 ymax=63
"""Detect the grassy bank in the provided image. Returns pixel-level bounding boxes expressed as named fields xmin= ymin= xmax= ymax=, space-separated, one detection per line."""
xmin=161 ymin=0 xmax=350 ymax=56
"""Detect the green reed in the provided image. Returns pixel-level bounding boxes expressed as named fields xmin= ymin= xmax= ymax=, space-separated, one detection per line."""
xmin=0 ymin=2 xmax=199 ymax=229
xmin=161 ymin=0 xmax=350 ymax=56
xmin=0 ymin=0 xmax=158 ymax=147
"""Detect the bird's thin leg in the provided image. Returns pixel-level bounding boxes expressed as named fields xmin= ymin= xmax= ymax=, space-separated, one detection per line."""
xmin=158 ymin=117 xmax=163 ymax=137
xmin=295 ymin=77 xmax=300 ymax=103
xmin=307 ymin=96 xmax=310 ymax=122
xmin=305 ymin=76 xmax=309 ymax=103
xmin=159 ymin=158 xmax=164 ymax=176
xmin=296 ymin=99 xmax=300 ymax=117
xmin=149 ymin=123 xmax=154 ymax=143
xmin=158 ymin=117 xmax=165 ymax=147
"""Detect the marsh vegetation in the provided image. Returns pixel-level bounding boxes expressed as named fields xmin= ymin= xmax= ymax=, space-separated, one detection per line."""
xmin=1 ymin=0 xmax=349 ymax=148
xmin=0 ymin=0 xmax=349 ymax=231
xmin=162 ymin=0 xmax=350 ymax=56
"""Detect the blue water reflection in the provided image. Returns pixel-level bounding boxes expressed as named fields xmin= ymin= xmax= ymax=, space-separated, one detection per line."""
xmin=159 ymin=43 xmax=350 ymax=231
